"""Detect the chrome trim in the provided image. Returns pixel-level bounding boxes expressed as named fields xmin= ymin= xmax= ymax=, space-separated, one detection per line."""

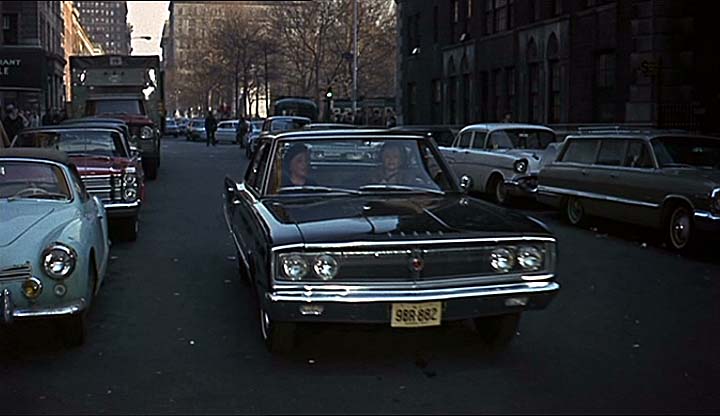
xmin=42 ymin=243 xmax=77 ymax=280
xmin=267 ymin=281 xmax=560 ymax=303
xmin=2 ymin=289 xmax=12 ymax=323
xmin=711 ymin=188 xmax=720 ymax=213
xmin=694 ymin=211 xmax=720 ymax=221
xmin=536 ymin=185 xmax=659 ymax=208
xmin=104 ymin=201 xmax=141 ymax=210
xmin=0 ymin=263 xmax=33 ymax=281
xmin=12 ymin=299 xmax=87 ymax=318
xmin=271 ymin=236 xmax=556 ymax=252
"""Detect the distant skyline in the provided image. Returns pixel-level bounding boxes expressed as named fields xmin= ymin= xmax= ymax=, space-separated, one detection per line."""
xmin=127 ymin=1 xmax=169 ymax=56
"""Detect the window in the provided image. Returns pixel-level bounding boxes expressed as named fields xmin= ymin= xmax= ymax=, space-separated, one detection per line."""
xmin=595 ymin=52 xmax=616 ymax=122
xmin=596 ymin=53 xmax=615 ymax=88
xmin=471 ymin=132 xmax=487 ymax=149
xmin=494 ymin=0 xmax=508 ymax=32
xmin=3 ymin=14 xmax=19 ymax=45
xmin=548 ymin=61 xmax=561 ymax=123
xmin=506 ymin=67 xmax=515 ymax=118
xmin=485 ymin=0 xmax=493 ymax=34
xmin=432 ymin=79 xmax=442 ymax=123
xmin=624 ymin=141 xmax=654 ymax=168
xmin=529 ymin=63 xmax=540 ymax=123
xmin=245 ymin=142 xmax=270 ymax=192
xmin=596 ymin=140 xmax=627 ymax=166
xmin=458 ymin=132 xmax=472 ymax=148
xmin=433 ymin=6 xmax=438 ymax=43
xmin=407 ymin=83 xmax=417 ymax=124
xmin=561 ymin=140 xmax=599 ymax=164
xmin=468 ymin=0 xmax=473 ymax=18
xmin=493 ymin=69 xmax=503 ymax=120
xmin=453 ymin=0 xmax=460 ymax=23
xmin=555 ymin=0 xmax=563 ymax=15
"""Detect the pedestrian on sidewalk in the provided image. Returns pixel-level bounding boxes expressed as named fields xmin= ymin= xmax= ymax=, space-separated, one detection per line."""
xmin=205 ymin=110 xmax=218 ymax=147
xmin=3 ymin=104 xmax=28 ymax=142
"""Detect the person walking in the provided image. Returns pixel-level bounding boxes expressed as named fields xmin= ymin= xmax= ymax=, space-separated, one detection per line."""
xmin=205 ymin=111 xmax=218 ymax=147
xmin=3 ymin=104 xmax=28 ymax=142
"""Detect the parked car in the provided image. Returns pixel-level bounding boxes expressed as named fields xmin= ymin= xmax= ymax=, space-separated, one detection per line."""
xmin=187 ymin=118 xmax=206 ymax=142
xmin=177 ymin=118 xmax=189 ymax=136
xmin=216 ymin=120 xmax=240 ymax=144
xmin=0 ymin=148 xmax=110 ymax=346
xmin=245 ymin=120 xmax=264 ymax=158
xmin=165 ymin=118 xmax=180 ymax=137
xmin=223 ymin=129 xmax=560 ymax=352
xmin=538 ymin=129 xmax=720 ymax=250
xmin=390 ymin=125 xmax=462 ymax=147
xmin=12 ymin=126 xmax=144 ymax=241
xmin=247 ymin=116 xmax=311 ymax=159
xmin=439 ymin=123 xmax=557 ymax=205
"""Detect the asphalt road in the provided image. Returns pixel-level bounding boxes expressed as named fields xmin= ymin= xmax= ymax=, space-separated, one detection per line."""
xmin=2 ymin=136 xmax=719 ymax=414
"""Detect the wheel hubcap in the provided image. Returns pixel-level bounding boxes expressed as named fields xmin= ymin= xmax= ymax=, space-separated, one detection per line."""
xmin=568 ymin=198 xmax=583 ymax=223
xmin=495 ymin=181 xmax=506 ymax=203
xmin=671 ymin=209 xmax=690 ymax=247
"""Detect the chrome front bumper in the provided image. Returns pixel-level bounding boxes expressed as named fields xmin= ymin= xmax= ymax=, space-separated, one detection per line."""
xmin=1 ymin=289 xmax=86 ymax=324
xmin=264 ymin=281 xmax=560 ymax=323
xmin=694 ymin=210 xmax=720 ymax=233
xmin=105 ymin=200 xmax=141 ymax=218
xmin=504 ymin=175 xmax=539 ymax=197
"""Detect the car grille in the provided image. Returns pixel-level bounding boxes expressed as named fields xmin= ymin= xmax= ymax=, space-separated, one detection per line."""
xmin=0 ymin=264 xmax=33 ymax=281
xmin=81 ymin=174 xmax=116 ymax=203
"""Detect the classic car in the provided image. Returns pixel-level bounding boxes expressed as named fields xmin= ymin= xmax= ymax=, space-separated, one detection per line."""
xmin=223 ymin=129 xmax=560 ymax=352
xmin=0 ymin=149 xmax=109 ymax=346
xmin=12 ymin=126 xmax=144 ymax=241
xmin=245 ymin=120 xmax=264 ymax=157
xmin=247 ymin=116 xmax=312 ymax=159
xmin=186 ymin=118 xmax=206 ymax=142
xmin=440 ymin=123 xmax=557 ymax=205
xmin=216 ymin=120 xmax=241 ymax=144
xmin=165 ymin=118 xmax=181 ymax=137
xmin=537 ymin=130 xmax=720 ymax=250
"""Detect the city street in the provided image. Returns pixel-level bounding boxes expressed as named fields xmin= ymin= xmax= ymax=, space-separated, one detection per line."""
xmin=1 ymin=135 xmax=719 ymax=414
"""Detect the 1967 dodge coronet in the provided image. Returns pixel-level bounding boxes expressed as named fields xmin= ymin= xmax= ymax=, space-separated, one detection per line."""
xmin=223 ymin=129 xmax=560 ymax=352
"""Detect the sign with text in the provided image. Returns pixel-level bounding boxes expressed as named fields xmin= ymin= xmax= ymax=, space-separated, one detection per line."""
xmin=0 ymin=48 xmax=46 ymax=90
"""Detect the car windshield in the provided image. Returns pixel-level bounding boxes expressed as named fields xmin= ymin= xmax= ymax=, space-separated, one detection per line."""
xmin=271 ymin=119 xmax=309 ymax=132
xmin=13 ymin=130 xmax=125 ymax=158
xmin=251 ymin=121 xmax=263 ymax=131
xmin=266 ymin=138 xmax=454 ymax=195
xmin=651 ymin=136 xmax=720 ymax=169
xmin=487 ymin=129 xmax=556 ymax=150
xmin=166 ymin=119 xmax=177 ymax=126
xmin=87 ymin=99 xmax=144 ymax=115
xmin=0 ymin=161 xmax=71 ymax=200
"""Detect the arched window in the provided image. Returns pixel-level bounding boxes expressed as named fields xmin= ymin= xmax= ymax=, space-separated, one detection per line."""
xmin=461 ymin=55 xmax=470 ymax=123
xmin=546 ymin=33 xmax=561 ymax=123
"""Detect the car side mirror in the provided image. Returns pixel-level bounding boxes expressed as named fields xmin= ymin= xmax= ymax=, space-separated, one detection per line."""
xmin=459 ymin=175 xmax=473 ymax=193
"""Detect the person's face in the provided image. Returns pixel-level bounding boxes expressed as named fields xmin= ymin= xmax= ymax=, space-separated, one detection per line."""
xmin=382 ymin=147 xmax=402 ymax=172
xmin=290 ymin=151 xmax=309 ymax=179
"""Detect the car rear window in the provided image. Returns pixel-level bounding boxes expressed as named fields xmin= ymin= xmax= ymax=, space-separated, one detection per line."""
xmin=560 ymin=139 xmax=599 ymax=164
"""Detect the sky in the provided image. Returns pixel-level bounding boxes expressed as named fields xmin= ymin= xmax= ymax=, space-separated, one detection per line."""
xmin=127 ymin=1 xmax=170 ymax=56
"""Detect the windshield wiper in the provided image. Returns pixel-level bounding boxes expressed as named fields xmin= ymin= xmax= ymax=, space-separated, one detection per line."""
xmin=358 ymin=184 xmax=445 ymax=195
xmin=278 ymin=185 xmax=359 ymax=195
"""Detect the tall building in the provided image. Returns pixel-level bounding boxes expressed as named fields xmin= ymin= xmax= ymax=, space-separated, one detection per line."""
xmin=397 ymin=0 xmax=719 ymax=134
xmin=74 ymin=0 xmax=131 ymax=55
xmin=63 ymin=1 xmax=103 ymax=102
xmin=163 ymin=1 xmax=279 ymax=116
xmin=0 ymin=1 xmax=66 ymax=114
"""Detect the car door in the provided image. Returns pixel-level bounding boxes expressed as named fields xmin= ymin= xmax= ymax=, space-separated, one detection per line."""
xmin=445 ymin=131 xmax=473 ymax=178
xmin=466 ymin=131 xmax=491 ymax=190
xmin=590 ymin=138 xmax=632 ymax=219
xmin=540 ymin=138 xmax=601 ymax=202
xmin=216 ymin=122 xmax=233 ymax=142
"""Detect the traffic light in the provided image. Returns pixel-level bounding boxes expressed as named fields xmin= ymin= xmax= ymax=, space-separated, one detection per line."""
xmin=326 ymin=87 xmax=333 ymax=99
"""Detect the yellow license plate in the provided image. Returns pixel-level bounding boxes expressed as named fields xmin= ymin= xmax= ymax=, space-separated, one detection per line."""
xmin=390 ymin=302 xmax=442 ymax=328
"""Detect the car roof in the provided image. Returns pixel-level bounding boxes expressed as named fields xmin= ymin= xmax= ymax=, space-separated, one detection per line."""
xmin=391 ymin=125 xmax=461 ymax=131
xmin=271 ymin=129 xmax=425 ymax=141
xmin=460 ymin=123 xmax=555 ymax=133
xmin=0 ymin=148 xmax=73 ymax=166
xmin=17 ymin=125 xmax=123 ymax=134
xmin=564 ymin=130 xmax=719 ymax=141
xmin=267 ymin=116 xmax=311 ymax=122
xmin=62 ymin=117 xmax=127 ymax=125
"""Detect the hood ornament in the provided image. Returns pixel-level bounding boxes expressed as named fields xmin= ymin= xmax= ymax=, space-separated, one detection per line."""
xmin=408 ymin=249 xmax=424 ymax=273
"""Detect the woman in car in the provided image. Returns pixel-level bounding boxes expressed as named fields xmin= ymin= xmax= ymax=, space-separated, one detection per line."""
xmin=371 ymin=141 xmax=418 ymax=185
xmin=281 ymin=143 xmax=316 ymax=187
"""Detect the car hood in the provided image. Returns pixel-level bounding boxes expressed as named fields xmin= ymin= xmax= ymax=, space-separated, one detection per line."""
xmin=262 ymin=195 xmax=550 ymax=244
xmin=71 ymin=155 xmax=129 ymax=175
xmin=0 ymin=201 xmax=78 ymax=248
xmin=662 ymin=168 xmax=720 ymax=186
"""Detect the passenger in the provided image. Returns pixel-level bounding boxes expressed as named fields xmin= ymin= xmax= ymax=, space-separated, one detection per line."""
xmin=281 ymin=143 xmax=316 ymax=187
xmin=372 ymin=142 xmax=416 ymax=185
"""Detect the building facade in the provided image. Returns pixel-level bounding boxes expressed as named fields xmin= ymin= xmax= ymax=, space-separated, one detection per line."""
xmin=397 ymin=0 xmax=719 ymax=134
xmin=163 ymin=1 xmax=280 ymax=117
xmin=74 ymin=0 xmax=131 ymax=55
xmin=62 ymin=1 xmax=102 ymax=103
xmin=1 ymin=1 xmax=66 ymax=115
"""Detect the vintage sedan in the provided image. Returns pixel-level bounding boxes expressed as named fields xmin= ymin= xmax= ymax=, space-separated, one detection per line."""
xmin=12 ymin=126 xmax=144 ymax=241
xmin=440 ymin=123 xmax=557 ymax=205
xmin=0 ymin=149 xmax=109 ymax=346
xmin=538 ymin=130 xmax=720 ymax=250
xmin=223 ymin=129 xmax=560 ymax=352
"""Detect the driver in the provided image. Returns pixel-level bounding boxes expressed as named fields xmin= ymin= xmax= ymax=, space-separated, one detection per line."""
xmin=371 ymin=141 xmax=417 ymax=185
xmin=280 ymin=143 xmax=316 ymax=187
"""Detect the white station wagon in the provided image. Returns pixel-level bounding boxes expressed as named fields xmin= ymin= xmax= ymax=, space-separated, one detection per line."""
xmin=440 ymin=123 xmax=557 ymax=204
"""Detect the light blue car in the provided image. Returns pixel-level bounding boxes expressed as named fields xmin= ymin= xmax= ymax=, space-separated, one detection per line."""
xmin=0 ymin=149 xmax=109 ymax=346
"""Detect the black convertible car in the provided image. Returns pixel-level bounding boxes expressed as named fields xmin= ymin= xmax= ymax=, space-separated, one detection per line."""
xmin=223 ymin=129 xmax=560 ymax=352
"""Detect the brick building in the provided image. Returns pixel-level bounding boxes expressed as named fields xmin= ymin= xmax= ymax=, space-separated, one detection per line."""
xmin=396 ymin=0 xmax=719 ymax=134
xmin=74 ymin=0 xmax=131 ymax=55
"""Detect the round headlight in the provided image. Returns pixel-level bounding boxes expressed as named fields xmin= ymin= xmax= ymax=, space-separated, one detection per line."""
xmin=312 ymin=254 xmax=339 ymax=280
xmin=22 ymin=277 xmax=43 ymax=299
xmin=281 ymin=255 xmax=308 ymax=280
xmin=141 ymin=126 xmax=154 ymax=139
xmin=712 ymin=189 xmax=720 ymax=212
xmin=42 ymin=244 xmax=77 ymax=279
xmin=490 ymin=248 xmax=515 ymax=273
xmin=123 ymin=187 xmax=138 ymax=201
xmin=517 ymin=246 xmax=543 ymax=271
xmin=514 ymin=159 xmax=529 ymax=174
xmin=123 ymin=173 xmax=138 ymax=187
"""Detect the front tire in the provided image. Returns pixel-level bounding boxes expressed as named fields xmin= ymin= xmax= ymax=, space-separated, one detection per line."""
xmin=665 ymin=204 xmax=693 ymax=251
xmin=488 ymin=176 xmax=508 ymax=205
xmin=260 ymin=308 xmax=296 ymax=353
xmin=564 ymin=196 xmax=585 ymax=226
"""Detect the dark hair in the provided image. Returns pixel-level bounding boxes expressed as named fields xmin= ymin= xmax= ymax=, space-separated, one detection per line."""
xmin=379 ymin=141 xmax=407 ymax=165
xmin=283 ymin=143 xmax=309 ymax=166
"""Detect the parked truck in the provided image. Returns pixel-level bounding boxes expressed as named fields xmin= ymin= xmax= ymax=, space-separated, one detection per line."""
xmin=70 ymin=55 xmax=164 ymax=179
